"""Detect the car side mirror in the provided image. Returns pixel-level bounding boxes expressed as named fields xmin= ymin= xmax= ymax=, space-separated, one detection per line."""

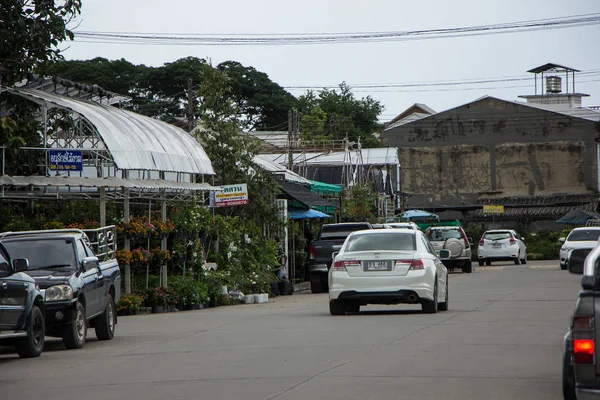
xmin=439 ymin=249 xmax=451 ymax=260
xmin=558 ymin=237 xmax=566 ymax=244
xmin=567 ymin=249 xmax=588 ymax=275
xmin=332 ymin=252 xmax=339 ymax=259
xmin=12 ymin=258 xmax=29 ymax=273
xmin=82 ymin=256 xmax=99 ymax=271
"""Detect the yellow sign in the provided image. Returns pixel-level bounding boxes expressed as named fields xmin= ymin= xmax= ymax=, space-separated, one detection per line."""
xmin=483 ymin=205 xmax=504 ymax=215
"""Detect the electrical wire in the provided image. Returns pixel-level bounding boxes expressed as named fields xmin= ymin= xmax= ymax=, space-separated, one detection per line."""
xmin=73 ymin=13 xmax=600 ymax=46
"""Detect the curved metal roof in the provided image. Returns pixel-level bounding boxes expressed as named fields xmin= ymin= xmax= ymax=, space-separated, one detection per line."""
xmin=7 ymin=88 xmax=214 ymax=175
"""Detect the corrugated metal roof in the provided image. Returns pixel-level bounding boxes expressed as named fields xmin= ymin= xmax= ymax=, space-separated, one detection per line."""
xmin=253 ymin=155 xmax=313 ymax=185
xmin=260 ymin=147 xmax=399 ymax=167
xmin=0 ymin=175 xmax=218 ymax=191
xmin=6 ymin=88 xmax=214 ymax=175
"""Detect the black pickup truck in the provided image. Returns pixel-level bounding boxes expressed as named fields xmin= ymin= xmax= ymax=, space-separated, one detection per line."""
xmin=0 ymin=226 xmax=121 ymax=350
xmin=308 ymin=222 xmax=373 ymax=293
xmin=0 ymin=243 xmax=45 ymax=358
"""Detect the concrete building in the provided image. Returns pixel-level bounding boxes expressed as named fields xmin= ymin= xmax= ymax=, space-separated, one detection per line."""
xmin=382 ymin=64 xmax=600 ymax=229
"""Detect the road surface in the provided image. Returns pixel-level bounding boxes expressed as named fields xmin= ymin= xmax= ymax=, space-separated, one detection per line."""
xmin=1 ymin=260 xmax=581 ymax=400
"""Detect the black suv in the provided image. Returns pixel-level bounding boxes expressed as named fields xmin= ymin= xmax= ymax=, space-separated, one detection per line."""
xmin=0 ymin=243 xmax=45 ymax=358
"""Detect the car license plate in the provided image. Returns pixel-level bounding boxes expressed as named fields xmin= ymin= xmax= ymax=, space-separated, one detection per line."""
xmin=493 ymin=243 xmax=502 ymax=248
xmin=364 ymin=261 xmax=390 ymax=271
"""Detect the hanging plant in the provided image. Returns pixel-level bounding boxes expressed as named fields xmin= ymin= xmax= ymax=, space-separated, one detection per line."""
xmin=115 ymin=249 xmax=133 ymax=265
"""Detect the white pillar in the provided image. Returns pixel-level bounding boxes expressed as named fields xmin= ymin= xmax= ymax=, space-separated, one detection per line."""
xmin=161 ymin=188 xmax=168 ymax=288
xmin=123 ymin=186 xmax=131 ymax=294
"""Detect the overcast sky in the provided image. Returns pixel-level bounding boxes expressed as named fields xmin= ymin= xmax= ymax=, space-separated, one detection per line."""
xmin=64 ymin=0 xmax=600 ymax=121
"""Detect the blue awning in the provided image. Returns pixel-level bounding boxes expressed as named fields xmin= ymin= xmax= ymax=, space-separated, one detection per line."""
xmin=288 ymin=208 xmax=332 ymax=220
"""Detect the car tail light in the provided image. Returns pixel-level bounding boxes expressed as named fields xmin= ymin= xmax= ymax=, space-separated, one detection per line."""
xmin=479 ymin=238 xmax=485 ymax=246
xmin=509 ymin=237 xmax=517 ymax=245
xmin=332 ymin=260 xmax=360 ymax=271
xmin=573 ymin=339 xmax=595 ymax=364
xmin=460 ymin=228 xmax=470 ymax=248
xmin=398 ymin=259 xmax=425 ymax=270
xmin=309 ymin=244 xmax=315 ymax=260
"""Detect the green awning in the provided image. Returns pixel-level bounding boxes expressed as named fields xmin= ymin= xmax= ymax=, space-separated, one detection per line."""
xmin=309 ymin=180 xmax=343 ymax=195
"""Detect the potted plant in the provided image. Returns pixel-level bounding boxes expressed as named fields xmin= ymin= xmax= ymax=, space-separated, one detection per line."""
xmin=143 ymin=287 xmax=178 ymax=313
xmin=116 ymin=294 xmax=143 ymax=316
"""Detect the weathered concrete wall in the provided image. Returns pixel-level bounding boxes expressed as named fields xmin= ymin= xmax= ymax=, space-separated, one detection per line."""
xmin=384 ymin=97 xmax=599 ymax=208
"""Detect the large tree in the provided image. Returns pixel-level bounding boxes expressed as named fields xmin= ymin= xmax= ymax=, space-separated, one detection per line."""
xmin=196 ymin=64 xmax=281 ymax=227
xmin=216 ymin=61 xmax=298 ymax=131
xmin=0 ymin=0 xmax=82 ymax=87
xmin=298 ymin=83 xmax=384 ymax=148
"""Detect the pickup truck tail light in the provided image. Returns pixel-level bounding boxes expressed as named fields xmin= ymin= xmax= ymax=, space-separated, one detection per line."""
xmin=309 ymin=244 xmax=315 ymax=260
xmin=574 ymin=339 xmax=595 ymax=364
xmin=332 ymin=260 xmax=360 ymax=271
xmin=398 ymin=259 xmax=425 ymax=270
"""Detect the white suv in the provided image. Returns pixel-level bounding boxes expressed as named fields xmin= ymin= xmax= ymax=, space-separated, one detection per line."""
xmin=477 ymin=230 xmax=527 ymax=266
xmin=559 ymin=227 xmax=600 ymax=270
xmin=425 ymin=226 xmax=473 ymax=273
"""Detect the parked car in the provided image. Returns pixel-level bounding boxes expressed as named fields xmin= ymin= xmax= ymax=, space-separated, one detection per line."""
xmin=477 ymin=230 xmax=527 ymax=266
xmin=424 ymin=226 xmax=473 ymax=273
xmin=559 ymin=227 xmax=600 ymax=270
xmin=328 ymin=229 xmax=450 ymax=315
xmin=562 ymin=245 xmax=600 ymax=399
xmin=308 ymin=222 xmax=373 ymax=293
xmin=0 ymin=243 xmax=45 ymax=358
xmin=0 ymin=226 xmax=121 ymax=350
xmin=387 ymin=222 xmax=419 ymax=230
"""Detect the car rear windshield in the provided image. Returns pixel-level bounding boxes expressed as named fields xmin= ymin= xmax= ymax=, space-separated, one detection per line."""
xmin=389 ymin=224 xmax=415 ymax=230
xmin=345 ymin=232 xmax=416 ymax=252
xmin=567 ymin=230 xmax=600 ymax=242
xmin=320 ymin=224 xmax=370 ymax=240
xmin=483 ymin=232 xmax=512 ymax=241
xmin=3 ymin=238 xmax=76 ymax=270
xmin=426 ymin=228 xmax=462 ymax=241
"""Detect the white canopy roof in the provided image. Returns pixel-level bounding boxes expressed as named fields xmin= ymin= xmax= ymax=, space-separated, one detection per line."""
xmin=7 ymin=88 xmax=215 ymax=175
xmin=260 ymin=147 xmax=400 ymax=167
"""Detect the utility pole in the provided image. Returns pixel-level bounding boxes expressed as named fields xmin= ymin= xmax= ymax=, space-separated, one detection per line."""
xmin=187 ymin=78 xmax=194 ymax=133
xmin=287 ymin=109 xmax=298 ymax=170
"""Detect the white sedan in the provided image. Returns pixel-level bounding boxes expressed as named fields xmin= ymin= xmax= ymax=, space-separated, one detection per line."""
xmin=328 ymin=229 xmax=449 ymax=315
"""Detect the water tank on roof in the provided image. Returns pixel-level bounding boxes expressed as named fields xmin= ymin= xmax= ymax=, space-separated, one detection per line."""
xmin=546 ymin=76 xmax=562 ymax=94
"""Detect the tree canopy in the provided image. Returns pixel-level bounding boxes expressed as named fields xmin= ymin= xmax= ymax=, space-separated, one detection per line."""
xmin=0 ymin=0 xmax=82 ymax=87
xmin=298 ymin=83 xmax=384 ymax=148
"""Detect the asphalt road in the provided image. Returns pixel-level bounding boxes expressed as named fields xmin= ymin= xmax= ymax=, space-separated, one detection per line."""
xmin=1 ymin=260 xmax=582 ymax=400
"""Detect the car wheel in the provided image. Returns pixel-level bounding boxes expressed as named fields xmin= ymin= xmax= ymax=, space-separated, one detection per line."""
xmin=438 ymin=278 xmax=449 ymax=311
xmin=345 ymin=304 xmax=360 ymax=313
xmin=563 ymin=350 xmax=576 ymax=400
xmin=95 ymin=294 xmax=116 ymax=341
xmin=478 ymin=260 xmax=484 ymax=267
xmin=514 ymin=252 xmax=521 ymax=265
xmin=329 ymin=300 xmax=346 ymax=315
xmin=63 ymin=301 xmax=87 ymax=349
xmin=15 ymin=305 xmax=45 ymax=358
xmin=520 ymin=253 xmax=527 ymax=265
xmin=560 ymin=263 xmax=567 ymax=270
xmin=311 ymin=282 xmax=323 ymax=294
xmin=486 ymin=261 xmax=491 ymax=266
xmin=463 ymin=261 xmax=473 ymax=273
xmin=422 ymin=281 xmax=438 ymax=314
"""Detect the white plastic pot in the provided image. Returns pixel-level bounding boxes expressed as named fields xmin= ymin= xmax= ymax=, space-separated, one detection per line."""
xmin=253 ymin=294 xmax=261 ymax=303
xmin=244 ymin=295 xmax=254 ymax=304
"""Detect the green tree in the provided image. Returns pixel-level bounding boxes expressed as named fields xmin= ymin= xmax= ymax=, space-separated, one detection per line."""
xmin=0 ymin=0 xmax=82 ymax=87
xmin=216 ymin=61 xmax=298 ymax=131
xmin=196 ymin=65 xmax=282 ymax=229
xmin=298 ymin=83 xmax=384 ymax=148
xmin=342 ymin=183 xmax=378 ymax=223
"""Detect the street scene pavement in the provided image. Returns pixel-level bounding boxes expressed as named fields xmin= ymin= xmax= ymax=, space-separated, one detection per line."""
xmin=1 ymin=260 xmax=580 ymax=400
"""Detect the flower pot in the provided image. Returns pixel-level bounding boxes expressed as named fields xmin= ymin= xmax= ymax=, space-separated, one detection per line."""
xmin=151 ymin=306 xmax=165 ymax=313
xmin=253 ymin=294 xmax=261 ymax=303
xmin=262 ymin=293 xmax=269 ymax=303
xmin=244 ymin=295 xmax=255 ymax=304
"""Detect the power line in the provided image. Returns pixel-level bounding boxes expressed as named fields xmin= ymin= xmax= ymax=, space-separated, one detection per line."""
xmin=73 ymin=13 xmax=600 ymax=46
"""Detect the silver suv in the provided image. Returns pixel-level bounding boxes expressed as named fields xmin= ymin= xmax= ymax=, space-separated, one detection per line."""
xmin=425 ymin=226 xmax=473 ymax=273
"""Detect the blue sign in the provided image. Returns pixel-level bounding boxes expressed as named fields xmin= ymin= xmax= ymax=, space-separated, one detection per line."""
xmin=48 ymin=150 xmax=83 ymax=172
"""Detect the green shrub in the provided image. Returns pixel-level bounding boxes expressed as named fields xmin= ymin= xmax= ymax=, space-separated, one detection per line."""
xmin=169 ymin=276 xmax=208 ymax=305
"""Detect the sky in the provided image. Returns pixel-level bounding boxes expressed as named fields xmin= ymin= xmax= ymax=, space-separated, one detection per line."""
xmin=64 ymin=0 xmax=600 ymax=122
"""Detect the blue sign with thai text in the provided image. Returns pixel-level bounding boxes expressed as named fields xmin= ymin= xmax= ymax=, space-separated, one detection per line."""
xmin=49 ymin=150 xmax=83 ymax=172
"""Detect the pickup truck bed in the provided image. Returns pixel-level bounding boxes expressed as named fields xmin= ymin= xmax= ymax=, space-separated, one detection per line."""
xmin=308 ymin=222 xmax=372 ymax=293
